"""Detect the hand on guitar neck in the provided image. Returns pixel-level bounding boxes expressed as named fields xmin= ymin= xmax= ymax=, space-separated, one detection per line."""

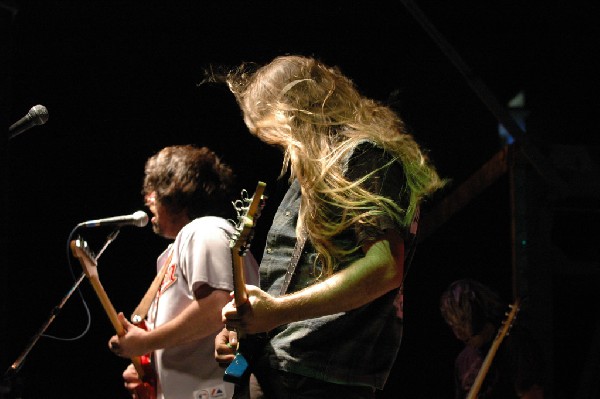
xmin=109 ymin=313 xmax=153 ymax=358
xmin=108 ymin=313 xmax=156 ymax=399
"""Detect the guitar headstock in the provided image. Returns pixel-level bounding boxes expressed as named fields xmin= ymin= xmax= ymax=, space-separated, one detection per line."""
xmin=70 ymin=237 xmax=99 ymax=279
xmin=229 ymin=181 xmax=267 ymax=257
xmin=498 ymin=297 xmax=521 ymax=340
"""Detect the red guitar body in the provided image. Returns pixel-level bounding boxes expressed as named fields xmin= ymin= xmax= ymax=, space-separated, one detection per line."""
xmin=133 ymin=320 xmax=158 ymax=399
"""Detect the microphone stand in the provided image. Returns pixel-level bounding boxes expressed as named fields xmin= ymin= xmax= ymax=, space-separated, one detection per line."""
xmin=2 ymin=228 xmax=121 ymax=391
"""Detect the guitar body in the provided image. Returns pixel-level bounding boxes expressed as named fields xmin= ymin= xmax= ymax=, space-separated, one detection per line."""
xmin=133 ymin=378 xmax=156 ymax=399
xmin=223 ymin=351 xmax=250 ymax=384
xmin=133 ymin=320 xmax=158 ymax=399
xmin=223 ymin=333 xmax=268 ymax=385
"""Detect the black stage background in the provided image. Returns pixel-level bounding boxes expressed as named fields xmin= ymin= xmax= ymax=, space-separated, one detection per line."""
xmin=2 ymin=1 xmax=599 ymax=398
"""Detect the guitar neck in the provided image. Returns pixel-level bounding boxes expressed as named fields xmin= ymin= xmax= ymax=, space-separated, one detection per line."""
xmin=466 ymin=298 xmax=521 ymax=399
xmin=230 ymin=181 xmax=266 ymax=308
xmin=466 ymin=332 xmax=502 ymax=399
xmin=232 ymin=253 xmax=249 ymax=307
xmin=70 ymin=238 xmax=156 ymax=399
xmin=87 ymin=275 xmax=123 ymax=334
xmin=87 ymin=274 xmax=148 ymax=379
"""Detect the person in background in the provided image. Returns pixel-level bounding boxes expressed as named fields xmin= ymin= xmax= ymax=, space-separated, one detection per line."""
xmin=213 ymin=55 xmax=445 ymax=398
xmin=108 ymin=145 xmax=258 ymax=399
xmin=440 ymin=279 xmax=546 ymax=399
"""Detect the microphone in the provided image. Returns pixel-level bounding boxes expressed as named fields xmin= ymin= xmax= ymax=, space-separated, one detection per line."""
xmin=9 ymin=105 xmax=49 ymax=139
xmin=77 ymin=211 xmax=149 ymax=228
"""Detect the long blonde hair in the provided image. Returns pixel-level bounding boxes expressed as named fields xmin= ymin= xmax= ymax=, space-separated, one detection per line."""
xmin=226 ymin=55 xmax=445 ymax=275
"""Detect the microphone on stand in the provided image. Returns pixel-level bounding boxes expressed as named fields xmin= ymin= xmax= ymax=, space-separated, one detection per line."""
xmin=9 ymin=105 xmax=49 ymax=139
xmin=77 ymin=211 xmax=149 ymax=228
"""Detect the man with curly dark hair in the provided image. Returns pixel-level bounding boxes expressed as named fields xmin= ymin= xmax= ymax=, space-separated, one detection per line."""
xmin=108 ymin=145 xmax=258 ymax=399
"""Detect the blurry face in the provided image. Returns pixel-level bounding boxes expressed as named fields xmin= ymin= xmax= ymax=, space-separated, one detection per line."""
xmin=145 ymin=191 xmax=184 ymax=239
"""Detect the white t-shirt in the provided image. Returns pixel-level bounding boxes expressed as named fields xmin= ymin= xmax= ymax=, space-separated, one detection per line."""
xmin=147 ymin=216 xmax=259 ymax=399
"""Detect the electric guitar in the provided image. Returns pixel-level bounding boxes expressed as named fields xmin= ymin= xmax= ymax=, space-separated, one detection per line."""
xmin=223 ymin=181 xmax=267 ymax=394
xmin=466 ymin=298 xmax=521 ymax=399
xmin=70 ymin=238 xmax=157 ymax=399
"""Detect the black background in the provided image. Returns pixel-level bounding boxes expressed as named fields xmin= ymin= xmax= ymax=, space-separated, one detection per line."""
xmin=2 ymin=1 xmax=599 ymax=398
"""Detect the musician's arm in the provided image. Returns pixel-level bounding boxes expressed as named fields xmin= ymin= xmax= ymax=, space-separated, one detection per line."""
xmin=227 ymin=147 xmax=407 ymax=332
xmin=224 ymin=229 xmax=404 ymax=334
xmin=113 ymin=286 xmax=229 ymax=357
xmin=148 ymin=285 xmax=230 ymax=348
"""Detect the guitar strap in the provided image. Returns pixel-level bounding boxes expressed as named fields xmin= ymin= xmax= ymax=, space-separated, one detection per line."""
xmin=279 ymin=227 xmax=307 ymax=296
xmin=131 ymin=249 xmax=174 ymax=324
xmin=393 ymin=207 xmax=421 ymax=318
xmin=401 ymin=207 xmax=420 ymax=283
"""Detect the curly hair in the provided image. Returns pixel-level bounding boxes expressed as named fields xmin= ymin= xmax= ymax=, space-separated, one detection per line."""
xmin=142 ymin=145 xmax=235 ymax=219
xmin=224 ymin=55 xmax=445 ymax=275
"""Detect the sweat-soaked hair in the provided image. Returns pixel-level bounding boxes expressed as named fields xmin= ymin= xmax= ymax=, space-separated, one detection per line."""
xmin=143 ymin=145 xmax=235 ymax=219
